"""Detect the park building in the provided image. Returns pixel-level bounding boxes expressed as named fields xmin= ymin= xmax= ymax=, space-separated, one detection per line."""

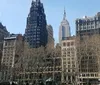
xmin=61 ymin=36 xmax=78 ymax=85
xmin=76 ymin=12 xmax=100 ymax=85
xmin=76 ymin=12 xmax=100 ymax=37
xmin=1 ymin=34 xmax=23 ymax=81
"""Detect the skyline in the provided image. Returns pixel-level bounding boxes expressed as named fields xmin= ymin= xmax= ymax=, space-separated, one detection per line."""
xmin=0 ymin=0 xmax=100 ymax=43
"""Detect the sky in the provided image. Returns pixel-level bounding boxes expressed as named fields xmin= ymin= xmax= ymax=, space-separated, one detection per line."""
xmin=0 ymin=0 xmax=100 ymax=43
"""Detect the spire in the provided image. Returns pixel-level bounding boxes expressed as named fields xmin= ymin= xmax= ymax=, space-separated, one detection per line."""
xmin=63 ymin=7 xmax=66 ymax=20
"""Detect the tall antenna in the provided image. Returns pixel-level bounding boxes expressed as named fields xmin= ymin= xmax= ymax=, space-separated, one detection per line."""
xmin=63 ymin=7 xmax=66 ymax=20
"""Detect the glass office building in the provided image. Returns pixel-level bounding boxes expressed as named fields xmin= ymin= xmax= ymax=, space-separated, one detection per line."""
xmin=25 ymin=0 xmax=48 ymax=48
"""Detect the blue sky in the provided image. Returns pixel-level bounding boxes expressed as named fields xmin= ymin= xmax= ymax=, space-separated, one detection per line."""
xmin=0 ymin=0 xmax=100 ymax=43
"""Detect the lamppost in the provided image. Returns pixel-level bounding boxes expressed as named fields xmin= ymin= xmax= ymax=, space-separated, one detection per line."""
xmin=53 ymin=57 xmax=55 ymax=81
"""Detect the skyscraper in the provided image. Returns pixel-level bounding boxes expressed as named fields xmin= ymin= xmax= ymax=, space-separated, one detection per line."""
xmin=59 ymin=9 xmax=71 ymax=45
xmin=25 ymin=0 xmax=48 ymax=48
xmin=46 ymin=25 xmax=54 ymax=48
xmin=0 ymin=22 xmax=9 ymax=43
xmin=0 ymin=22 xmax=9 ymax=68
xmin=0 ymin=22 xmax=9 ymax=49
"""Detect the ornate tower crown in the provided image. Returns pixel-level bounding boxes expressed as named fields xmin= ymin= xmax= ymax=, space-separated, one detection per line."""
xmin=36 ymin=0 xmax=40 ymax=2
xmin=32 ymin=0 xmax=41 ymax=3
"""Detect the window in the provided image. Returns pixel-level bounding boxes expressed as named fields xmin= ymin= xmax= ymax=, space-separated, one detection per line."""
xmin=37 ymin=38 xmax=40 ymax=40
xmin=64 ymin=76 xmax=66 ymax=81
xmin=68 ymin=65 xmax=70 ymax=68
xmin=63 ymin=55 xmax=66 ymax=57
xmin=91 ymin=74 xmax=94 ymax=77
xmin=63 ymin=58 xmax=66 ymax=60
xmin=37 ymin=32 xmax=40 ymax=34
xmin=63 ymin=51 xmax=66 ymax=54
xmin=63 ymin=42 xmax=66 ymax=46
xmin=67 ymin=51 xmax=70 ymax=55
xmin=10 ymin=63 xmax=12 ymax=65
xmin=72 ymin=69 xmax=75 ymax=72
xmin=68 ymin=70 xmax=70 ymax=72
xmin=67 ymin=58 xmax=70 ymax=60
xmin=37 ymin=29 xmax=40 ymax=31
xmin=67 ymin=42 xmax=70 ymax=46
xmin=37 ymin=35 xmax=40 ymax=37
xmin=72 ymin=61 xmax=75 ymax=64
xmin=36 ymin=41 xmax=40 ymax=43
xmin=33 ymin=32 xmax=36 ymax=34
xmin=33 ymin=29 xmax=36 ymax=31
xmin=68 ymin=61 xmax=70 ymax=64
xmin=5 ymin=42 xmax=7 ymax=46
xmin=72 ymin=65 xmax=75 ymax=68
xmin=33 ymin=35 xmax=36 ymax=37
xmin=71 ymin=42 xmax=74 ymax=46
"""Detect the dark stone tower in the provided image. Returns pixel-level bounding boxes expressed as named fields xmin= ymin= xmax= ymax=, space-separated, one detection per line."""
xmin=25 ymin=0 xmax=48 ymax=48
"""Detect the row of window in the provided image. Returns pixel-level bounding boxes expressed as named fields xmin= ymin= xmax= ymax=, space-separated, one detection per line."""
xmin=80 ymin=73 xmax=98 ymax=77
xmin=2 ymin=61 xmax=12 ymax=66
xmin=26 ymin=32 xmax=40 ymax=36
xmin=63 ymin=57 xmax=75 ymax=60
xmin=62 ymin=41 xmax=75 ymax=47
xmin=63 ymin=55 xmax=75 ymax=58
xmin=26 ymin=29 xmax=40 ymax=32
xmin=3 ymin=53 xmax=14 ymax=57
xmin=79 ymin=69 xmax=98 ymax=72
xmin=63 ymin=64 xmax=76 ymax=68
xmin=77 ymin=26 xmax=95 ymax=31
xmin=5 ymin=41 xmax=15 ymax=46
xmin=63 ymin=69 xmax=76 ymax=72
xmin=3 ymin=61 xmax=13 ymax=65
xmin=63 ymin=51 xmax=75 ymax=54
xmin=63 ymin=61 xmax=75 ymax=65
xmin=77 ymin=21 xmax=100 ymax=26
xmin=63 ymin=75 xmax=75 ymax=82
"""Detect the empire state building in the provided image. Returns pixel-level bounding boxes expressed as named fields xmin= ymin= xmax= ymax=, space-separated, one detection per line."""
xmin=59 ymin=9 xmax=71 ymax=44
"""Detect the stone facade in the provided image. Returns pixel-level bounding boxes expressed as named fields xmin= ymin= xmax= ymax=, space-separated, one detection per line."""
xmin=76 ymin=12 xmax=100 ymax=37
xmin=1 ymin=34 xmax=23 ymax=80
xmin=61 ymin=36 xmax=78 ymax=85
xmin=76 ymin=12 xmax=100 ymax=85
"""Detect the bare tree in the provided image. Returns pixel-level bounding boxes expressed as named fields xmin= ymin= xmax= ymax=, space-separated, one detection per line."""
xmin=76 ymin=35 xmax=100 ymax=84
xmin=14 ymin=42 xmax=62 ymax=85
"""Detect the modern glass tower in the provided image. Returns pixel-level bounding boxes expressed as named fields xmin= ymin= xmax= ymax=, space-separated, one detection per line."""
xmin=25 ymin=0 xmax=48 ymax=48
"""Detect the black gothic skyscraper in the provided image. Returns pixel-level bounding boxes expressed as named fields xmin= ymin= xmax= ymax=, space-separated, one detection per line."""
xmin=25 ymin=0 xmax=48 ymax=48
